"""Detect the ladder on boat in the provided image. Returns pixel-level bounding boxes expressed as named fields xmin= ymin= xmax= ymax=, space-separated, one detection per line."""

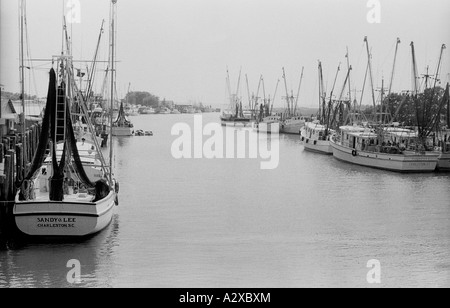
xmin=55 ymin=57 xmax=68 ymax=143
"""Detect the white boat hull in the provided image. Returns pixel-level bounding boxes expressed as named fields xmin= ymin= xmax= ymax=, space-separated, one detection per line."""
xmin=13 ymin=191 xmax=116 ymax=237
xmin=300 ymin=133 xmax=333 ymax=155
xmin=221 ymin=119 xmax=252 ymax=127
xmin=112 ymin=126 xmax=133 ymax=136
xmin=251 ymin=122 xmax=280 ymax=134
xmin=330 ymin=136 xmax=438 ymax=173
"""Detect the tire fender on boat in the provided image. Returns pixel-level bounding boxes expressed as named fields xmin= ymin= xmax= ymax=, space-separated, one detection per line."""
xmin=352 ymin=149 xmax=357 ymax=157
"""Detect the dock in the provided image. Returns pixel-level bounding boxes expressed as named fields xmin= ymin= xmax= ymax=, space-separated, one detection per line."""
xmin=0 ymin=124 xmax=41 ymax=236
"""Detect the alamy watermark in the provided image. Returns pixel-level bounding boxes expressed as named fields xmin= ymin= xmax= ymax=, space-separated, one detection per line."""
xmin=366 ymin=259 xmax=381 ymax=284
xmin=66 ymin=259 xmax=82 ymax=284
xmin=367 ymin=0 xmax=381 ymax=24
xmin=171 ymin=115 xmax=280 ymax=170
xmin=66 ymin=0 xmax=81 ymax=24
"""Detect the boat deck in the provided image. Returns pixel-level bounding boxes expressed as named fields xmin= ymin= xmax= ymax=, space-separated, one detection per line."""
xmin=29 ymin=186 xmax=95 ymax=204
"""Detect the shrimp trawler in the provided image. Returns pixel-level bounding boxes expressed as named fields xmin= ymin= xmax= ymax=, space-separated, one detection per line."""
xmin=300 ymin=61 xmax=342 ymax=154
xmin=14 ymin=66 xmax=118 ymax=237
xmin=221 ymin=68 xmax=252 ymax=127
xmin=13 ymin=0 xmax=119 ymax=237
xmin=112 ymin=101 xmax=134 ymax=136
xmin=280 ymin=67 xmax=308 ymax=135
xmin=301 ymin=121 xmax=334 ymax=154
xmin=330 ymin=125 xmax=439 ymax=172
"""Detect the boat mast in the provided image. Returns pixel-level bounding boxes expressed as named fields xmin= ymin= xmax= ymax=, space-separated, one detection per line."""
xmin=255 ymin=75 xmax=263 ymax=114
xmin=345 ymin=47 xmax=352 ymax=109
xmin=245 ymin=74 xmax=251 ymax=111
xmin=326 ymin=63 xmax=341 ymax=131
xmin=411 ymin=41 xmax=424 ymax=139
xmin=109 ymin=0 xmax=117 ymax=186
xmin=388 ymin=38 xmax=401 ymax=97
xmin=432 ymin=44 xmax=447 ymax=90
xmin=235 ymin=67 xmax=242 ymax=113
xmin=282 ymin=67 xmax=290 ymax=117
xmin=384 ymin=38 xmax=401 ymax=120
xmin=293 ymin=66 xmax=304 ymax=116
xmin=380 ymin=77 xmax=385 ymax=123
xmin=19 ymin=0 xmax=26 ymax=178
xmin=424 ymin=44 xmax=447 ymax=136
xmin=86 ymin=20 xmax=105 ymax=102
xmin=225 ymin=67 xmax=234 ymax=111
xmin=364 ymin=36 xmax=377 ymax=121
xmin=270 ymin=79 xmax=280 ymax=115
xmin=318 ymin=61 xmax=326 ymax=123
xmin=261 ymin=76 xmax=266 ymax=109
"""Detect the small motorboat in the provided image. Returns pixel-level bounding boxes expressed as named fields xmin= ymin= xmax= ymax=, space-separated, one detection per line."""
xmin=134 ymin=129 xmax=153 ymax=136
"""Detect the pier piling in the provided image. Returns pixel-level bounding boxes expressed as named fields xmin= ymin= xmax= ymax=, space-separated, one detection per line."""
xmin=0 ymin=123 xmax=41 ymax=236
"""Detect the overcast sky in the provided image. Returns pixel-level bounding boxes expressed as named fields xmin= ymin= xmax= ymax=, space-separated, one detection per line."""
xmin=1 ymin=0 xmax=450 ymax=108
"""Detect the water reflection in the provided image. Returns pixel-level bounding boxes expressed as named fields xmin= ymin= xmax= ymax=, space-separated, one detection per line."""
xmin=0 ymin=214 xmax=120 ymax=288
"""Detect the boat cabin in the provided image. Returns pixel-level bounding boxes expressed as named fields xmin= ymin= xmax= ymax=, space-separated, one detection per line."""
xmin=304 ymin=122 xmax=332 ymax=141
xmin=262 ymin=115 xmax=281 ymax=123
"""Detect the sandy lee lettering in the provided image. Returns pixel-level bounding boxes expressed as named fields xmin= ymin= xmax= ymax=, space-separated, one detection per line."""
xmin=37 ymin=217 xmax=76 ymax=223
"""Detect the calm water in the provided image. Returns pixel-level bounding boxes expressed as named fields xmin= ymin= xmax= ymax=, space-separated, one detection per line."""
xmin=1 ymin=113 xmax=450 ymax=288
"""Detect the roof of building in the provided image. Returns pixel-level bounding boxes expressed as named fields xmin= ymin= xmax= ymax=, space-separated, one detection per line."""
xmin=1 ymin=99 xmax=18 ymax=120
xmin=12 ymin=100 xmax=45 ymax=117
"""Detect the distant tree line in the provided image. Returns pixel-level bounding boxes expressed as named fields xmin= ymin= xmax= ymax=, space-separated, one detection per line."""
xmin=124 ymin=91 xmax=160 ymax=107
xmin=361 ymin=86 xmax=449 ymax=127
xmin=0 ymin=91 xmax=38 ymax=101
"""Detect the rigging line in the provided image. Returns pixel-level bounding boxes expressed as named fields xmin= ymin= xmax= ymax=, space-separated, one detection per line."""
xmin=380 ymin=39 xmax=396 ymax=68
xmin=24 ymin=6 xmax=40 ymax=100
xmin=353 ymin=42 xmax=366 ymax=85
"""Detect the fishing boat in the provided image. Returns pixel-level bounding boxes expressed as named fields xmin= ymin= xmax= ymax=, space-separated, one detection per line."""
xmin=124 ymin=104 xmax=139 ymax=116
xmin=14 ymin=67 xmax=118 ymax=236
xmin=221 ymin=68 xmax=252 ymax=127
xmin=13 ymin=1 xmax=119 ymax=237
xmin=300 ymin=121 xmax=334 ymax=154
xmin=135 ymin=129 xmax=153 ymax=136
xmin=384 ymin=126 xmax=450 ymax=172
xmin=251 ymin=115 xmax=281 ymax=134
xmin=139 ymin=106 xmax=156 ymax=114
xmin=299 ymin=61 xmax=340 ymax=154
xmin=158 ymin=107 xmax=171 ymax=114
xmin=330 ymin=125 xmax=438 ymax=172
xmin=282 ymin=116 xmax=309 ymax=134
xmin=112 ymin=101 xmax=134 ymax=136
xmin=221 ymin=111 xmax=251 ymax=127
xmin=280 ymin=67 xmax=307 ymax=135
